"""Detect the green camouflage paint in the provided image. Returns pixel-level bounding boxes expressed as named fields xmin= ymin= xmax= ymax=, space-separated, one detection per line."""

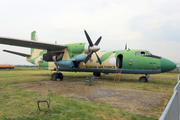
xmin=0 ymin=30 xmax=176 ymax=76
xmin=66 ymin=43 xmax=86 ymax=59
xmin=121 ymin=50 xmax=161 ymax=70
xmin=96 ymin=51 xmax=114 ymax=63
xmin=31 ymin=31 xmax=36 ymax=40
xmin=31 ymin=31 xmax=36 ymax=54
xmin=28 ymin=50 xmax=46 ymax=64
xmin=39 ymin=60 xmax=48 ymax=69
xmin=27 ymin=31 xmax=175 ymax=73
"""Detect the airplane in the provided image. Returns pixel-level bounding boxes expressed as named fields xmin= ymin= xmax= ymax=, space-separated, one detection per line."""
xmin=0 ymin=30 xmax=177 ymax=82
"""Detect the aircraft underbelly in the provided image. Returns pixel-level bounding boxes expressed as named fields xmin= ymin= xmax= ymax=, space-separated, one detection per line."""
xmin=58 ymin=68 xmax=161 ymax=74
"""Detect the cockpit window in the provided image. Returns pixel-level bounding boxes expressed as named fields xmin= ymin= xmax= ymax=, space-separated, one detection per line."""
xmin=141 ymin=51 xmax=145 ymax=55
xmin=135 ymin=51 xmax=152 ymax=56
xmin=145 ymin=51 xmax=152 ymax=55
xmin=135 ymin=52 xmax=140 ymax=56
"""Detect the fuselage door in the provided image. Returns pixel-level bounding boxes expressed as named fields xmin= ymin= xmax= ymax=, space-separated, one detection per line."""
xmin=116 ymin=54 xmax=123 ymax=68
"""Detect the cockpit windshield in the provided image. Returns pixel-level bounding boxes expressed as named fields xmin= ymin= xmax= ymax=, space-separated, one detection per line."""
xmin=135 ymin=51 xmax=152 ymax=56
xmin=145 ymin=51 xmax=152 ymax=55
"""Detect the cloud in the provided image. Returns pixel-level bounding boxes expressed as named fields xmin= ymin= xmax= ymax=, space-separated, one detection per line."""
xmin=0 ymin=0 xmax=179 ymax=65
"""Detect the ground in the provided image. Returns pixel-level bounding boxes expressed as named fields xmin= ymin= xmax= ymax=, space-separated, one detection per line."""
xmin=12 ymin=74 xmax=168 ymax=116
xmin=1 ymin=68 xmax=178 ymax=119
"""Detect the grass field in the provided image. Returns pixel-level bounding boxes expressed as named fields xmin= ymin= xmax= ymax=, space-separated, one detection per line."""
xmin=0 ymin=67 xmax=179 ymax=120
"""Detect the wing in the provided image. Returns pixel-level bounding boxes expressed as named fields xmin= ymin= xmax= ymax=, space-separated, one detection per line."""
xmin=0 ymin=37 xmax=67 ymax=51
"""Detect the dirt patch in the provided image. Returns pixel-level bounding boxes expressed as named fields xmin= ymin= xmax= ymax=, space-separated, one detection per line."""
xmin=12 ymin=80 xmax=166 ymax=115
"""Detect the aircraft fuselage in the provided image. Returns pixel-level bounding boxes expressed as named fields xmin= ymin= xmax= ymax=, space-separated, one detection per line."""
xmin=27 ymin=43 xmax=176 ymax=75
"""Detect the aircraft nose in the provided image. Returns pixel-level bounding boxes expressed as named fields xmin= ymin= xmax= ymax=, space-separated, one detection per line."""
xmin=161 ymin=57 xmax=176 ymax=72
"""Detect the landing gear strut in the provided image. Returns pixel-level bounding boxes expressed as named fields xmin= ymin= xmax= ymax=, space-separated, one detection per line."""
xmin=139 ymin=74 xmax=149 ymax=82
xmin=51 ymin=65 xmax=63 ymax=81
xmin=93 ymin=72 xmax=101 ymax=77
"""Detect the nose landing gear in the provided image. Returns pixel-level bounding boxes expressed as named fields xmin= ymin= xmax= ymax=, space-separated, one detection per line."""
xmin=139 ymin=74 xmax=149 ymax=82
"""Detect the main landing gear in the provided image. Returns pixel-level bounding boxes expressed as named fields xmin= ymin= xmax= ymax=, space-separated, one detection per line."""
xmin=51 ymin=72 xmax=63 ymax=81
xmin=139 ymin=74 xmax=149 ymax=82
xmin=51 ymin=66 xmax=63 ymax=81
xmin=93 ymin=72 xmax=101 ymax=77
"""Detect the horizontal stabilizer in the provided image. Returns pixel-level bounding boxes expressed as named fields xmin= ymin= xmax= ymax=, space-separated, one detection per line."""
xmin=3 ymin=49 xmax=31 ymax=57
xmin=0 ymin=37 xmax=67 ymax=51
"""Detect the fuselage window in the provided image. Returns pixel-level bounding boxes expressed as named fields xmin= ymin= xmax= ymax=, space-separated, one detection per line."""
xmin=135 ymin=52 xmax=140 ymax=56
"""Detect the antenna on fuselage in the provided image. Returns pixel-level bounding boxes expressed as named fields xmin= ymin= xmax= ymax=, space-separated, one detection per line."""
xmin=125 ymin=43 xmax=127 ymax=50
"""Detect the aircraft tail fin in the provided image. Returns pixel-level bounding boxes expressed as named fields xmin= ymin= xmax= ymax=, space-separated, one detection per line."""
xmin=31 ymin=31 xmax=38 ymax=41
xmin=31 ymin=31 xmax=38 ymax=55
xmin=28 ymin=31 xmax=46 ymax=65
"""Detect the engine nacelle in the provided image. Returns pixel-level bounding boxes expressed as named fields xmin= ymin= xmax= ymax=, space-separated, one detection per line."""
xmin=55 ymin=55 xmax=86 ymax=68
xmin=42 ymin=52 xmax=64 ymax=62
xmin=55 ymin=60 xmax=74 ymax=68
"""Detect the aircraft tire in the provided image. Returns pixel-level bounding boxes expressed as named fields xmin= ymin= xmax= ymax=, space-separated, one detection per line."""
xmin=58 ymin=73 xmax=63 ymax=81
xmin=139 ymin=76 xmax=148 ymax=82
xmin=93 ymin=72 xmax=101 ymax=77
xmin=51 ymin=72 xmax=63 ymax=81
xmin=51 ymin=73 xmax=57 ymax=81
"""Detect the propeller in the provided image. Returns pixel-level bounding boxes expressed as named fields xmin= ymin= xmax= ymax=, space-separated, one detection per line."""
xmin=83 ymin=30 xmax=102 ymax=65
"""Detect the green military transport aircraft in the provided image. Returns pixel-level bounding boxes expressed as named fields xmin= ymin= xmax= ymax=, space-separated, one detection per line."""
xmin=0 ymin=30 xmax=176 ymax=82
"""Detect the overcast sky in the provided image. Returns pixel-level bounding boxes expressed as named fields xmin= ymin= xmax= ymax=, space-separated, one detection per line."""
xmin=0 ymin=0 xmax=179 ymax=65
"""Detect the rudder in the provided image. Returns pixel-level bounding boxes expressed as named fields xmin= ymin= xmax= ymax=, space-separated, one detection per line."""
xmin=31 ymin=31 xmax=38 ymax=54
xmin=31 ymin=31 xmax=38 ymax=41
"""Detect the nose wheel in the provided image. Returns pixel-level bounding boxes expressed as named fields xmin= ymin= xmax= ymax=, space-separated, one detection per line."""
xmin=139 ymin=76 xmax=148 ymax=82
xmin=139 ymin=74 xmax=150 ymax=82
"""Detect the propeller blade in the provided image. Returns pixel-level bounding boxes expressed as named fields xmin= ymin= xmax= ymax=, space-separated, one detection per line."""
xmin=94 ymin=36 xmax=102 ymax=45
xmin=95 ymin=52 xmax=102 ymax=65
xmin=83 ymin=51 xmax=93 ymax=65
xmin=83 ymin=30 xmax=102 ymax=65
xmin=125 ymin=43 xmax=127 ymax=50
xmin=84 ymin=29 xmax=93 ymax=47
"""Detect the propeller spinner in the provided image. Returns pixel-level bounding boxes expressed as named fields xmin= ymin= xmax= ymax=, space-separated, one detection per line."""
xmin=83 ymin=30 xmax=102 ymax=65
